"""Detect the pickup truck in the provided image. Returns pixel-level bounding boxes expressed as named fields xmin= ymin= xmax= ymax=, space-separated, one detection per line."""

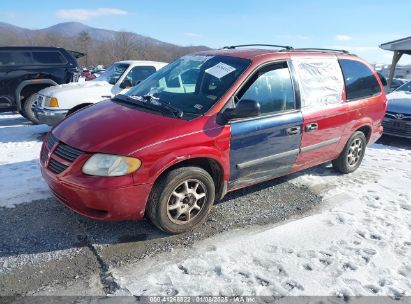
xmin=34 ymin=60 xmax=167 ymax=126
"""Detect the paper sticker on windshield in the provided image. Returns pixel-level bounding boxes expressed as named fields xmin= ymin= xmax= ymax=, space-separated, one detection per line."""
xmin=182 ymin=55 xmax=213 ymax=62
xmin=205 ymin=62 xmax=236 ymax=79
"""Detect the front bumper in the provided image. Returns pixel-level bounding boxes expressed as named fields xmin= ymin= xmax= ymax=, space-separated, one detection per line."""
xmin=39 ymin=135 xmax=152 ymax=221
xmin=41 ymin=163 xmax=152 ymax=221
xmin=34 ymin=108 xmax=68 ymax=126
xmin=382 ymin=118 xmax=411 ymax=139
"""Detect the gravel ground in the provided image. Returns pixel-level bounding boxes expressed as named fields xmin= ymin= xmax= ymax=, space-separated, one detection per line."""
xmin=0 ymin=173 xmax=321 ymax=295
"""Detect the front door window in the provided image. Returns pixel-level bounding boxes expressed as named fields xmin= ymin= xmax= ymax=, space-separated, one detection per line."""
xmin=235 ymin=62 xmax=296 ymax=116
xmin=124 ymin=66 xmax=157 ymax=87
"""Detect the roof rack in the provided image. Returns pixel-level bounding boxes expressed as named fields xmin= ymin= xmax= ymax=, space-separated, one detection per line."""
xmin=287 ymin=48 xmax=350 ymax=54
xmin=221 ymin=44 xmax=294 ymax=50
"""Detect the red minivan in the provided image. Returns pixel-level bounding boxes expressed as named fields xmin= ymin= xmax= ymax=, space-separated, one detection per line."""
xmin=40 ymin=45 xmax=386 ymax=234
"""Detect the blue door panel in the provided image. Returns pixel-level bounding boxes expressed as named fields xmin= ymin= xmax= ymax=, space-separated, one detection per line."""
xmin=229 ymin=111 xmax=303 ymax=187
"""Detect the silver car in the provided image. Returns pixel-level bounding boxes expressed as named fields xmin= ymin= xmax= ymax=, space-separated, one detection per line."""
xmin=383 ymin=81 xmax=411 ymax=138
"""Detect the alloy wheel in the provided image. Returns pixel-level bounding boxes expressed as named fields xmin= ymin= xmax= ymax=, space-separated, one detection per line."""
xmin=347 ymin=138 xmax=363 ymax=167
xmin=166 ymin=179 xmax=207 ymax=224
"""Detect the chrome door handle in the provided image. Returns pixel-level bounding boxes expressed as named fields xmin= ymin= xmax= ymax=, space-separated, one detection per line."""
xmin=286 ymin=126 xmax=301 ymax=135
xmin=305 ymin=123 xmax=318 ymax=132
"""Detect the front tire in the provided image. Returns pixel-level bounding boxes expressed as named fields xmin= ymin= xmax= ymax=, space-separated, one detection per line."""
xmin=332 ymin=131 xmax=366 ymax=174
xmin=146 ymin=166 xmax=215 ymax=234
xmin=23 ymin=94 xmax=39 ymax=124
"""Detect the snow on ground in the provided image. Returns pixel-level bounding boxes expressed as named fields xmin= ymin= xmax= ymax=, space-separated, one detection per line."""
xmin=0 ymin=114 xmax=51 ymax=207
xmin=113 ymin=144 xmax=411 ymax=297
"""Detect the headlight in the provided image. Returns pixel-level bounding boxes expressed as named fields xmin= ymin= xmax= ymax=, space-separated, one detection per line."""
xmin=82 ymin=154 xmax=141 ymax=177
xmin=45 ymin=97 xmax=59 ymax=107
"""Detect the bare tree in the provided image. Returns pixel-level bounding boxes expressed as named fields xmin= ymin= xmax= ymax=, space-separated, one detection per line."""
xmin=76 ymin=31 xmax=91 ymax=66
xmin=114 ymin=31 xmax=138 ymax=60
xmin=0 ymin=26 xmax=209 ymax=67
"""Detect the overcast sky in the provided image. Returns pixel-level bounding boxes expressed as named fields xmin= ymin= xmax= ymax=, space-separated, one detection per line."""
xmin=1 ymin=0 xmax=410 ymax=64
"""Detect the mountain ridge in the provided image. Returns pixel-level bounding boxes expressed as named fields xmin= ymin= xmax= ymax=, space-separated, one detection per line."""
xmin=0 ymin=22 xmax=210 ymax=65
xmin=0 ymin=21 xmax=208 ymax=48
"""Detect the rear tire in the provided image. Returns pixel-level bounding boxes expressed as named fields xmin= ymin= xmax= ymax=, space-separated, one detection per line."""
xmin=146 ymin=166 xmax=215 ymax=234
xmin=22 ymin=94 xmax=39 ymax=124
xmin=18 ymin=110 xmax=28 ymax=119
xmin=332 ymin=131 xmax=366 ymax=174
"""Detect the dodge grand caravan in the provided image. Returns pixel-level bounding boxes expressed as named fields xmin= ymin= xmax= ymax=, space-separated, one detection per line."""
xmin=40 ymin=45 xmax=387 ymax=234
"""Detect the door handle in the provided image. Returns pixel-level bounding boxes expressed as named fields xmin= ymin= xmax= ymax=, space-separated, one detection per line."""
xmin=305 ymin=123 xmax=318 ymax=132
xmin=286 ymin=126 xmax=301 ymax=135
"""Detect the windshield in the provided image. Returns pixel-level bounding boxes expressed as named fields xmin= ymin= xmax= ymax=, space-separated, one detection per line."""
xmin=95 ymin=63 xmax=129 ymax=85
xmin=124 ymin=55 xmax=250 ymax=116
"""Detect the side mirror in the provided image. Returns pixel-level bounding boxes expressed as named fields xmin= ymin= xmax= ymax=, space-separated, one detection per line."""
xmin=120 ymin=79 xmax=133 ymax=89
xmin=218 ymin=99 xmax=261 ymax=124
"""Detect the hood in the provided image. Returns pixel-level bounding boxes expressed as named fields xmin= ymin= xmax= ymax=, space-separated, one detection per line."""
xmin=39 ymin=81 xmax=112 ymax=97
xmin=52 ymin=100 xmax=198 ymax=155
xmin=386 ymin=91 xmax=411 ymax=114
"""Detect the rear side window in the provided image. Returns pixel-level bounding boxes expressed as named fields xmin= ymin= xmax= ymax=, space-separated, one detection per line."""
xmin=339 ymin=59 xmax=381 ymax=100
xmin=32 ymin=51 xmax=67 ymax=65
xmin=291 ymin=57 xmax=344 ymax=108
xmin=0 ymin=51 xmax=32 ymax=66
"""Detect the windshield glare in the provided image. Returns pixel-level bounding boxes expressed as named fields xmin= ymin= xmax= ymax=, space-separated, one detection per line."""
xmin=396 ymin=81 xmax=411 ymax=92
xmin=96 ymin=63 xmax=129 ymax=85
xmin=125 ymin=55 xmax=250 ymax=115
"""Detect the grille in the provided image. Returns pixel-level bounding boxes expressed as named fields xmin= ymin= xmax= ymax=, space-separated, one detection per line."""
xmin=54 ymin=142 xmax=83 ymax=162
xmin=48 ymin=158 xmax=68 ymax=174
xmin=40 ymin=150 xmax=48 ymax=163
xmin=36 ymin=95 xmax=44 ymax=107
xmin=385 ymin=111 xmax=411 ymax=121
xmin=382 ymin=120 xmax=411 ymax=137
xmin=42 ymin=134 xmax=84 ymax=174
xmin=46 ymin=133 xmax=57 ymax=151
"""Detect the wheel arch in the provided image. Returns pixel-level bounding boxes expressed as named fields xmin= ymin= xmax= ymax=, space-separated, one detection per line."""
xmin=15 ymin=79 xmax=58 ymax=110
xmin=67 ymin=103 xmax=94 ymax=116
xmin=355 ymin=124 xmax=372 ymax=143
xmin=150 ymin=155 xmax=227 ymax=202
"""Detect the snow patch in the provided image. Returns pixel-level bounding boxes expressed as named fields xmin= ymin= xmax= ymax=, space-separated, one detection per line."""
xmin=0 ymin=114 xmax=51 ymax=207
xmin=113 ymin=144 xmax=411 ymax=297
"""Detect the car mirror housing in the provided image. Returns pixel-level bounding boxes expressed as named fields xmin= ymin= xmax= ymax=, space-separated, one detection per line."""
xmin=217 ymin=99 xmax=261 ymax=124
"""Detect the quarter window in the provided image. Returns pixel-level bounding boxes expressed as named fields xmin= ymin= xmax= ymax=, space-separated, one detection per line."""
xmin=339 ymin=59 xmax=381 ymax=100
xmin=236 ymin=63 xmax=295 ymax=116
xmin=32 ymin=51 xmax=67 ymax=64
xmin=0 ymin=51 xmax=32 ymax=66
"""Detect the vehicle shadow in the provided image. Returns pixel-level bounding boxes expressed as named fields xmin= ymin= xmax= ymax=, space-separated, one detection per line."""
xmin=0 ymin=167 xmax=322 ymax=258
xmin=376 ymin=135 xmax=411 ymax=150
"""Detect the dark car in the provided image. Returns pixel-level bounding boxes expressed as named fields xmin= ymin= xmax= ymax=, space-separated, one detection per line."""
xmin=389 ymin=78 xmax=408 ymax=92
xmin=383 ymin=81 xmax=411 ymax=138
xmin=0 ymin=46 xmax=83 ymax=123
xmin=40 ymin=45 xmax=386 ymax=234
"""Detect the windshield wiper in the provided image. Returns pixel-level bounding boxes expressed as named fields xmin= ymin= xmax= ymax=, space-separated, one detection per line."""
xmin=142 ymin=94 xmax=184 ymax=118
xmin=113 ymin=94 xmax=184 ymax=118
xmin=112 ymin=94 xmax=161 ymax=113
